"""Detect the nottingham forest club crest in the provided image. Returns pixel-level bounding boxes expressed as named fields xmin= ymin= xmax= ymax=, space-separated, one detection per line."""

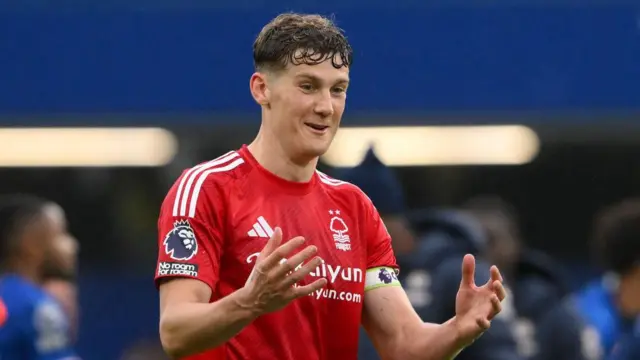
xmin=329 ymin=210 xmax=351 ymax=251
xmin=164 ymin=220 xmax=198 ymax=261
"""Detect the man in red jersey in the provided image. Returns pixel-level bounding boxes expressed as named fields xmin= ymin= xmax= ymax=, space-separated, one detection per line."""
xmin=155 ymin=13 xmax=507 ymax=360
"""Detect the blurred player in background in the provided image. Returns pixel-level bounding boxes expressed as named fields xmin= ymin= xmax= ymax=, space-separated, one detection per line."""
xmin=0 ymin=194 xmax=79 ymax=360
xmin=155 ymin=12 xmax=507 ymax=360
xmin=607 ymin=317 xmax=640 ymax=360
xmin=403 ymin=208 xmax=523 ymax=360
xmin=463 ymin=196 xmax=601 ymax=360
xmin=42 ymin=214 xmax=80 ymax=342
xmin=575 ymin=198 xmax=640 ymax=357
xmin=342 ymin=150 xmax=523 ymax=360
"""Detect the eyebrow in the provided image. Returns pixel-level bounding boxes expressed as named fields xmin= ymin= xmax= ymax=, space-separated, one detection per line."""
xmin=296 ymin=73 xmax=350 ymax=85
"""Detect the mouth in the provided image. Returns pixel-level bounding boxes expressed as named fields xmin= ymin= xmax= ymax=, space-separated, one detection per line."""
xmin=304 ymin=123 xmax=329 ymax=133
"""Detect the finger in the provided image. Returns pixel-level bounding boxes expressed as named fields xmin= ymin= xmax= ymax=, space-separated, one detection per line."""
xmin=280 ymin=256 xmax=323 ymax=289
xmin=272 ymin=245 xmax=318 ymax=279
xmin=476 ymin=317 xmax=491 ymax=330
xmin=488 ymin=295 xmax=502 ymax=320
xmin=289 ymin=277 xmax=328 ymax=299
xmin=460 ymin=254 xmax=476 ymax=288
xmin=483 ymin=266 xmax=502 ymax=288
xmin=256 ymin=227 xmax=283 ymax=263
xmin=492 ymin=280 xmax=507 ymax=302
xmin=260 ymin=236 xmax=306 ymax=270
xmin=490 ymin=265 xmax=504 ymax=283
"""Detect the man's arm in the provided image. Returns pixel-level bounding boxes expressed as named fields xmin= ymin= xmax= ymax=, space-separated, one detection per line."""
xmin=158 ymin=278 xmax=258 ymax=358
xmin=156 ymin=170 xmax=252 ymax=358
xmin=362 ymin=285 xmax=465 ymax=360
xmin=362 ymin=256 xmax=505 ymax=360
xmin=159 ymin=228 xmax=325 ymax=359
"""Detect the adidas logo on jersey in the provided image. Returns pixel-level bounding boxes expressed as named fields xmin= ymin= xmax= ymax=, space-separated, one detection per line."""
xmin=247 ymin=216 xmax=275 ymax=238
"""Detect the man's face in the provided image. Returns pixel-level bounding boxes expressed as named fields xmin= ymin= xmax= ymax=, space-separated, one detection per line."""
xmin=259 ymin=55 xmax=349 ymax=159
xmin=38 ymin=203 xmax=78 ymax=279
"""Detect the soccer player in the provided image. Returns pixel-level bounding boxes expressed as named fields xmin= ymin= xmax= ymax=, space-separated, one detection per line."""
xmin=155 ymin=13 xmax=507 ymax=360
xmin=0 ymin=194 xmax=79 ymax=360
xmin=463 ymin=196 xmax=602 ymax=360
xmin=575 ymin=198 xmax=640 ymax=357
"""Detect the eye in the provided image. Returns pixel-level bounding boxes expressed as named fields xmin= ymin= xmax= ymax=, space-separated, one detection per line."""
xmin=332 ymin=87 xmax=347 ymax=95
xmin=299 ymin=83 xmax=314 ymax=92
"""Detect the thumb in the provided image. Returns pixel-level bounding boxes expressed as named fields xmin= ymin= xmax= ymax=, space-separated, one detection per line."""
xmin=460 ymin=254 xmax=476 ymax=288
xmin=257 ymin=227 xmax=282 ymax=262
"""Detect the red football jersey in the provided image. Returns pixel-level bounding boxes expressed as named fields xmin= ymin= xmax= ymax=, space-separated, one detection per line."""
xmin=155 ymin=145 xmax=398 ymax=360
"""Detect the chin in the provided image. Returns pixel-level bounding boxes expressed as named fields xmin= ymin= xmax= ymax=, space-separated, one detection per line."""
xmin=298 ymin=144 xmax=328 ymax=160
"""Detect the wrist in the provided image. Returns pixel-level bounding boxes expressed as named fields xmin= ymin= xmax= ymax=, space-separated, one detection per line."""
xmin=230 ymin=288 xmax=263 ymax=320
xmin=446 ymin=316 xmax=470 ymax=350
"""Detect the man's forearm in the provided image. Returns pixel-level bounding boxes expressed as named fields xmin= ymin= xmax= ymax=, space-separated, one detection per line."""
xmin=395 ymin=317 xmax=466 ymax=360
xmin=159 ymin=289 xmax=258 ymax=358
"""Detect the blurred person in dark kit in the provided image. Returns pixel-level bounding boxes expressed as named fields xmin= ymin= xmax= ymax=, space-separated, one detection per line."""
xmin=463 ymin=195 xmax=601 ymax=360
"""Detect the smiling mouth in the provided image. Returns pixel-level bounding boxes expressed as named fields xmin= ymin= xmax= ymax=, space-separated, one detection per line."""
xmin=305 ymin=123 xmax=329 ymax=131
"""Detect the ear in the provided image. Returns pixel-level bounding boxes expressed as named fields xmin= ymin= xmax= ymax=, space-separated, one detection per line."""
xmin=249 ymin=72 xmax=271 ymax=107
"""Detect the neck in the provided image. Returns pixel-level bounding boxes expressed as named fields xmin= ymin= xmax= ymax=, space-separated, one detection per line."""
xmin=248 ymin=126 xmax=318 ymax=182
xmin=3 ymin=259 xmax=41 ymax=284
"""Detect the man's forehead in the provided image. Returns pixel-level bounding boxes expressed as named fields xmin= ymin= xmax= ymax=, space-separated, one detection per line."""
xmin=288 ymin=62 xmax=350 ymax=82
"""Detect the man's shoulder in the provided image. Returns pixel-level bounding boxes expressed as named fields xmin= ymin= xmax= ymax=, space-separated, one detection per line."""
xmin=177 ymin=150 xmax=249 ymax=188
xmin=316 ymin=170 xmax=370 ymax=204
xmin=169 ymin=151 xmax=250 ymax=197
xmin=162 ymin=150 xmax=249 ymax=219
xmin=1 ymin=276 xmax=43 ymax=304
xmin=0 ymin=277 xmax=50 ymax=323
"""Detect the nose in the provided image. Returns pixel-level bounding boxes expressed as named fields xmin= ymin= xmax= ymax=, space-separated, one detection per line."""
xmin=313 ymin=90 xmax=334 ymax=118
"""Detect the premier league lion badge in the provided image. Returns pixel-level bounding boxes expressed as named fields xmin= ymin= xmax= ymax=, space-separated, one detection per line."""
xmin=378 ymin=268 xmax=398 ymax=284
xmin=164 ymin=220 xmax=198 ymax=261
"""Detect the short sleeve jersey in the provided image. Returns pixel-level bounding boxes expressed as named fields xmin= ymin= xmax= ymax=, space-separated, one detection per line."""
xmin=155 ymin=146 xmax=398 ymax=360
xmin=0 ymin=274 xmax=78 ymax=360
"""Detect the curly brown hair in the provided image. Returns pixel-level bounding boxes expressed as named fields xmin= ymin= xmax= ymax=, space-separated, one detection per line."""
xmin=253 ymin=13 xmax=353 ymax=72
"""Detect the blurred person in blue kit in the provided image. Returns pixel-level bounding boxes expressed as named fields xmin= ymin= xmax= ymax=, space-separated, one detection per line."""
xmin=607 ymin=317 xmax=640 ymax=360
xmin=0 ymin=194 xmax=80 ymax=360
xmin=575 ymin=198 xmax=640 ymax=358
xmin=463 ymin=196 xmax=602 ymax=360
xmin=340 ymin=148 xmax=521 ymax=360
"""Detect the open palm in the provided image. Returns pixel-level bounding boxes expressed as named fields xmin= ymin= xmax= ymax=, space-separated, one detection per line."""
xmin=454 ymin=254 xmax=507 ymax=346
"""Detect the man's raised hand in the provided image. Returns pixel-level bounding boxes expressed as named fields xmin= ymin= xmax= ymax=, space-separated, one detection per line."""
xmin=453 ymin=254 xmax=507 ymax=346
xmin=238 ymin=227 xmax=327 ymax=314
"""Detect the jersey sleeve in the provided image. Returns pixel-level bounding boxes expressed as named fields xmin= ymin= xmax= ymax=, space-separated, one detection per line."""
xmin=360 ymin=193 xmax=400 ymax=292
xmin=155 ymin=169 xmax=227 ymax=292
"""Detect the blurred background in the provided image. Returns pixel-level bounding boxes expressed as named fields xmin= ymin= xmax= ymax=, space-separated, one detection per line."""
xmin=2 ymin=0 xmax=640 ymax=359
